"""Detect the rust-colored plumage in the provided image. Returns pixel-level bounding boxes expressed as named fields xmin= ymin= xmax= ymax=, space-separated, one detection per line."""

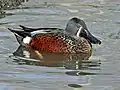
xmin=29 ymin=33 xmax=71 ymax=53
xmin=29 ymin=33 xmax=92 ymax=54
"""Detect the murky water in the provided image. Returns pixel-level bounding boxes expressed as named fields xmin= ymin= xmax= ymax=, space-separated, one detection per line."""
xmin=0 ymin=0 xmax=120 ymax=90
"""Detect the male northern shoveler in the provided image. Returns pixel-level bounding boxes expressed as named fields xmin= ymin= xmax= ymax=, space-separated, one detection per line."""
xmin=8 ymin=17 xmax=101 ymax=54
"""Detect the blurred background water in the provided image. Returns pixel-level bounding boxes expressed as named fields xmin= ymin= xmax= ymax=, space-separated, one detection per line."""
xmin=0 ymin=0 xmax=120 ymax=90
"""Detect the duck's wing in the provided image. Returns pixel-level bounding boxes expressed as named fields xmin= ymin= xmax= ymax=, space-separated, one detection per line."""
xmin=19 ymin=25 xmax=63 ymax=32
xmin=19 ymin=25 xmax=38 ymax=32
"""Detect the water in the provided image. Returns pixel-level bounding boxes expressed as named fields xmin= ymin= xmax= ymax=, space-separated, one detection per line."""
xmin=0 ymin=0 xmax=120 ymax=90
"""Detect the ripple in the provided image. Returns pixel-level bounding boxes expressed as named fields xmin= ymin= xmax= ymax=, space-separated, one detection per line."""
xmin=65 ymin=71 xmax=99 ymax=76
xmin=0 ymin=79 xmax=29 ymax=83
xmin=5 ymin=8 xmax=68 ymax=15
xmin=65 ymin=71 xmax=112 ymax=76
xmin=114 ymin=20 xmax=120 ymax=24
xmin=108 ymin=32 xmax=120 ymax=39
xmin=68 ymin=84 xmax=82 ymax=88
xmin=0 ymin=32 xmax=11 ymax=37
xmin=9 ymin=55 xmax=41 ymax=66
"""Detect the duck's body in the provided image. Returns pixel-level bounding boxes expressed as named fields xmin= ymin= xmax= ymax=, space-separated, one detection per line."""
xmin=29 ymin=33 xmax=91 ymax=54
xmin=8 ymin=17 xmax=101 ymax=54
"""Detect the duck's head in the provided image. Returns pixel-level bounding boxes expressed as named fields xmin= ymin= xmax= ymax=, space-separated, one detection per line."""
xmin=65 ymin=17 xmax=101 ymax=44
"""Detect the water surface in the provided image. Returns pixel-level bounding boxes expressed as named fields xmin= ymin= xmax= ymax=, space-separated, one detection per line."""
xmin=0 ymin=0 xmax=120 ymax=90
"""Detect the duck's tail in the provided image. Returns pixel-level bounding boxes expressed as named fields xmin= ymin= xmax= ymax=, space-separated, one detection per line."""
xmin=8 ymin=28 xmax=31 ymax=37
xmin=8 ymin=28 xmax=31 ymax=44
xmin=19 ymin=25 xmax=36 ymax=32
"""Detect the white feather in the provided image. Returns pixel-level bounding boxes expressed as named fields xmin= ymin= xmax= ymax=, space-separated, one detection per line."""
xmin=76 ymin=26 xmax=83 ymax=37
xmin=31 ymin=30 xmax=49 ymax=36
xmin=23 ymin=36 xmax=32 ymax=44
xmin=23 ymin=50 xmax=30 ymax=58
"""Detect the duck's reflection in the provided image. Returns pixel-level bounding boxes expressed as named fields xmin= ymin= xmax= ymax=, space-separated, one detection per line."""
xmin=13 ymin=46 xmax=100 ymax=69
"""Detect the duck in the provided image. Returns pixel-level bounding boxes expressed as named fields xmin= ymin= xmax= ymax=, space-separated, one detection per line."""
xmin=8 ymin=17 xmax=101 ymax=54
